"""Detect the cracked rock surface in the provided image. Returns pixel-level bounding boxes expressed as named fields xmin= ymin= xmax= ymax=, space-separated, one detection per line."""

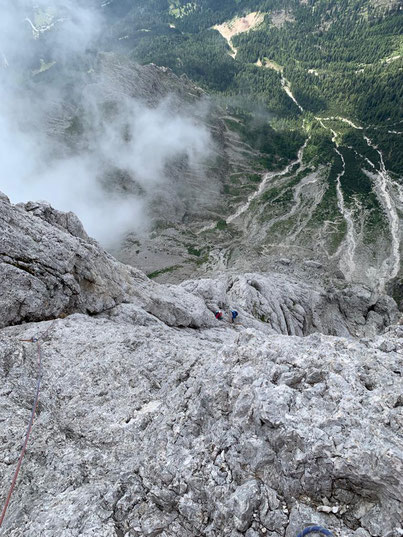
xmin=181 ymin=274 xmax=399 ymax=337
xmin=0 ymin=196 xmax=402 ymax=536
xmin=0 ymin=194 xmax=141 ymax=328
xmin=1 ymin=316 xmax=402 ymax=537
xmin=0 ymin=194 xmax=213 ymax=330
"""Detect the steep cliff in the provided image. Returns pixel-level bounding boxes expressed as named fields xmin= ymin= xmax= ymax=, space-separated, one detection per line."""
xmin=0 ymin=195 xmax=402 ymax=537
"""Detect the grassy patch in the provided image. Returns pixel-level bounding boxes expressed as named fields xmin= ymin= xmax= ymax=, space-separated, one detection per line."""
xmin=230 ymin=173 xmax=243 ymax=183
xmin=195 ymin=253 xmax=210 ymax=266
xmin=169 ymin=1 xmax=196 ymax=18
xmin=216 ymin=219 xmax=228 ymax=230
xmin=247 ymin=173 xmax=262 ymax=183
xmin=187 ymin=245 xmax=202 ymax=257
xmin=147 ymin=265 xmax=182 ymax=279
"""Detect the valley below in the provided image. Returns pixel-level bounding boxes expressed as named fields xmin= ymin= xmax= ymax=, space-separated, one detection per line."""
xmin=0 ymin=1 xmax=402 ymax=536
xmin=1 ymin=190 xmax=402 ymax=537
xmin=113 ymin=65 xmax=401 ymax=306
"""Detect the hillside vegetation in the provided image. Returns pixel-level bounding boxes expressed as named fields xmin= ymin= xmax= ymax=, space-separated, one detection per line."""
xmin=104 ymin=0 xmax=402 ymax=128
xmin=19 ymin=0 xmax=402 ymax=289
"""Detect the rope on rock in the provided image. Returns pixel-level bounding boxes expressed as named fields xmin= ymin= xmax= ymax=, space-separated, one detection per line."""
xmin=297 ymin=526 xmax=333 ymax=537
xmin=0 ymin=321 xmax=56 ymax=530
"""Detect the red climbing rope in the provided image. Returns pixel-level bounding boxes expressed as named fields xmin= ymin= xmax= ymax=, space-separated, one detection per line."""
xmin=0 ymin=321 xmax=55 ymax=530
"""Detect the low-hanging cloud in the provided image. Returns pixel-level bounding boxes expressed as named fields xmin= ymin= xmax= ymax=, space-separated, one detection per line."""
xmin=0 ymin=0 xmax=212 ymax=246
xmin=0 ymin=0 xmax=101 ymax=68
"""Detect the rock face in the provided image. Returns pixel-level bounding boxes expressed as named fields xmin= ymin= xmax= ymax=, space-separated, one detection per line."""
xmin=1 ymin=313 xmax=402 ymax=537
xmin=3 ymin=192 xmax=397 ymax=335
xmin=0 ymin=194 xmax=213 ymax=330
xmin=0 ymin=193 xmax=142 ymax=328
xmin=181 ymin=274 xmax=399 ymax=338
xmin=0 ymin=196 xmax=402 ymax=537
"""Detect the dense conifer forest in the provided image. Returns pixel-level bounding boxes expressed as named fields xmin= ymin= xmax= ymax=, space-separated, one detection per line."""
xmin=101 ymin=0 xmax=402 ymax=174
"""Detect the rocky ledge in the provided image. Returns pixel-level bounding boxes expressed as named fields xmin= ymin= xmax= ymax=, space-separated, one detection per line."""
xmin=0 ymin=194 xmax=402 ymax=537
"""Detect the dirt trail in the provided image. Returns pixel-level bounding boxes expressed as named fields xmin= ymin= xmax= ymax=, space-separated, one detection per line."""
xmin=213 ymin=13 xmax=265 ymax=58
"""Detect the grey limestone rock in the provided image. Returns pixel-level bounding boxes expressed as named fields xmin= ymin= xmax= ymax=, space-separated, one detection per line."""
xmin=304 ymin=260 xmax=323 ymax=269
xmin=0 ymin=197 xmax=402 ymax=537
xmin=181 ymin=273 xmax=399 ymax=337
xmin=21 ymin=200 xmax=91 ymax=240
xmin=0 ymin=194 xmax=139 ymax=327
xmin=0 ymin=194 xmax=213 ymax=330
xmin=0 ymin=316 xmax=402 ymax=537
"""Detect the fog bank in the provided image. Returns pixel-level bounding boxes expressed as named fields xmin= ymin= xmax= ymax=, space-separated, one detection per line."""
xmin=0 ymin=1 xmax=212 ymax=245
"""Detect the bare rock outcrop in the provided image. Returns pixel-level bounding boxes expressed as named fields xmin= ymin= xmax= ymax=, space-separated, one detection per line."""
xmin=0 ymin=195 xmax=402 ymax=537
xmin=0 ymin=194 xmax=212 ymax=329
xmin=0 ymin=193 xmax=144 ymax=328
xmin=3 ymin=193 xmax=397 ymax=335
xmin=181 ymin=274 xmax=399 ymax=338
xmin=0 ymin=314 xmax=402 ymax=537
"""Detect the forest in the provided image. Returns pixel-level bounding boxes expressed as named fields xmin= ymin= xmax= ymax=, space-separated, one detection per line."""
xmin=101 ymin=0 xmax=402 ymax=173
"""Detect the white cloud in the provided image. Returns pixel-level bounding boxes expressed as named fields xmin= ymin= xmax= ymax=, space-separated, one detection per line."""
xmin=0 ymin=1 xmax=212 ymax=246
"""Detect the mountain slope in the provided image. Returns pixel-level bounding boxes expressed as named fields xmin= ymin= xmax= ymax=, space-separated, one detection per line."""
xmin=99 ymin=0 xmax=402 ymax=292
xmin=1 ymin=1 xmax=401 ymax=296
xmin=0 ymin=194 xmax=402 ymax=537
